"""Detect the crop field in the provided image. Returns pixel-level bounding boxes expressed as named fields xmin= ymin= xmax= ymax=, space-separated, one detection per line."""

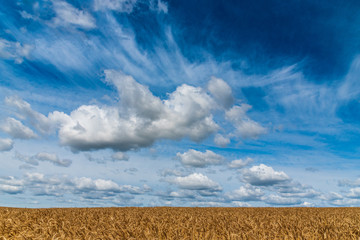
xmin=1 ymin=207 xmax=360 ymax=239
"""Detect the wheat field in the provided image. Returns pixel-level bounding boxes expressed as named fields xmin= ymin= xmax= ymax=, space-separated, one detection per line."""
xmin=1 ymin=207 xmax=360 ymax=239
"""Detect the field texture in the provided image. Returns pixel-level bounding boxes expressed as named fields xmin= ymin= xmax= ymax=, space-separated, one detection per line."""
xmin=1 ymin=207 xmax=360 ymax=239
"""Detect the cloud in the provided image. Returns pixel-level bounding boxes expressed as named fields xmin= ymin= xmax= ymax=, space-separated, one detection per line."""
xmin=228 ymin=157 xmax=253 ymax=169
xmin=34 ymin=152 xmax=72 ymax=167
xmin=54 ymin=70 xmax=219 ymax=151
xmin=276 ymin=182 xmax=320 ymax=199
xmin=159 ymin=168 xmax=186 ymax=177
xmin=176 ymin=149 xmax=224 ymax=168
xmin=172 ymin=173 xmax=222 ymax=191
xmin=323 ymin=192 xmax=343 ymax=201
xmin=52 ymin=0 xmax=96 ymax=29
xmin=0 ymin=38 xmax=33 ymax=64
xmin=241 ymin=164 xmax=290 ymax=186
xmin=0 ymin=173 xmax=148 ymax=200
xmin=15 ymin=152 xmax=39 ymax=166
xmin=305 ymin=167 xmax=319 ymax=172
xmin=225 ymin=104 xmax=267 ymax=139
xmin=0 ymin=138 xmax=13 ymax=151
xmin=225 ymin=185 xmax=264 ymax=201
xmin=5 ymin=72 xmax=265 ymax=153
xmin=207 ymin=77 xmax=234 ymax=109
xmin=15 ymin=152 xmax=71 ymax=167
xmin=111 ymin=152 xmax=129 ymax=161
xmin=93 ymin=0 xmax=137 ymax=13
xmin=5 ymin=96 xmax=54 ymax=135
xmin=264 ymin=194 xmax=302 ymax=205
xmin=0 ymin=176 xmax=24 ymax=194
xmin=72 ymin=177 xmax=121 ymax=192
xmin=347 ymin=188 xmax=360 ymax=198
xmin=0 ymin=117 xmax=37 ymax=139
xmin=329 ymin=199 xmax=360 ymax=207
xmin=214 ymin=134 xmax=230 ymax=147
xmin=338 ymin=178 xmax=360 ymax=187
xmin=155 ymin=0 xmax=168 ymax=14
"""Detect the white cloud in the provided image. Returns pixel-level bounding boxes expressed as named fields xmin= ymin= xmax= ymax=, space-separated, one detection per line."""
xmin=54 ymin=70 xmax=219 ymax=151
xmin=322 ymin=192 xmax=343 ymax=201
xmin=277 ymin=182 xmax=320 ymax=199
xmin=52 ymin=1 xmax=96 ymax=29
xmin=172 ymin=173 xmax=222 ymax=191
xmin=111 ymin=152 xmax=129 ymax=161
xmin=347 ymin=188 xmax=360 ymax=198
xmin=0 ymin=138 xmax=13 ymax=151
xmin=0 ymin=176 xmax=24 ymax=194
xmin=0 ymin=117 xmax=37 ymax=139
xmin=93 ymin=0 xmax=137 ymax=13
xmin=242 ymin=164 xmax=290 ymax=186
xmin=176 ymin=149 xmax=224 ymax=168
xmin=15 ymin=152 xmax=39 ymax=166
xmin=15 ymin=151 xmax=71 ymax=167
xmin=330 ymin=199 xmax=360 ymax=206
xmin=207 ymin=77 xmax=234 ymax=109
xmin=156 ymin=0 xmax=168 ymax=13
xmin=226 ymin=185 xmax=264 ymax=201
xmin=73 ymin=177 xmax=120 ymax=192
xmin=228 ymin=157 xmax=253 ymax=169
xmin=264 ymin=194 xmax=302 ymax=205
xmin=5 ymin=96 xmax=54 ymax=135
xmin=0 ymin=38 xmax=33 ymax=64
xmin=35 ymin=152 xmax=72 ymax=167
xmin=214 ymin=134 xmax=230 ymax=147
xmin=232 ymin=201 xmax=252 ymax=207
xmin=226 ymin=104 xmax=267 ymax=139
xmin=4 ymin=72 xmax=266 ymax=153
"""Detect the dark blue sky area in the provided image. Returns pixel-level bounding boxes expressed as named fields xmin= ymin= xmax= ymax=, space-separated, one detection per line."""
xmin=165 ymin=0 xmax=360 ymax=80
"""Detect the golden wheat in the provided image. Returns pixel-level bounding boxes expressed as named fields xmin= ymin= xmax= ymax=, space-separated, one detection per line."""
xmin=1 ymin=207 xmax=360 ymax=239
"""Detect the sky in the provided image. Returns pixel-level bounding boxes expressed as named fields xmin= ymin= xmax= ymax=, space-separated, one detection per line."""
xmin=1 ymin=0 xmax=360 ymax=207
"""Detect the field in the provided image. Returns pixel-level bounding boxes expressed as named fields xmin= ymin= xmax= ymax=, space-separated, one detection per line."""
xmin=1 ymin=207 xmax=360 ymax=239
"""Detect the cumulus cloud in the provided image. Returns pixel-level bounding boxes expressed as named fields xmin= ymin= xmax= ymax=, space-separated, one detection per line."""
xmin=226 ymin=104 xmax=266 ymax=139
xmin=175 ymin=173 xmax=222 ymax=191
xmin=0 ymin=138 xmax=13 ymax=151
xmin=93 ymin=0 xmax=137 ymax=13
xmin=176 ymin=149 xmax=224 ymax=168
xmin=225 ymin=185 xmax=264 ymax=201
xmin=35 ymin=152 xmax=72 ymax=167
xmin=208 ymin=77 xmax=234 ymax=109
xmin=172 ymin=173 xmax=222 ymax=191
xmin=0 ymin=117 xmax=37 ymax=139
xmin=5 ymin=71 xmax=266 ymax=152
xmin=73 ymin=177 xmax=121 ymax=192
xmin=214 ymin=134 xmax=230 ymax=147
xmin=242 ymin=164 xmax=290 ymax=186
xmin=52 ymin=0 xmax=96 ymax=29
xmin=228 ymin=157 xmax=253 ymax=169
xmin=54 ymin=70 xmax=219 ymax=151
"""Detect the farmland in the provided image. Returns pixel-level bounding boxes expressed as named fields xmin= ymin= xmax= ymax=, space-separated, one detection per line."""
xmin=1 ymin=207 xmax=360 ymax=239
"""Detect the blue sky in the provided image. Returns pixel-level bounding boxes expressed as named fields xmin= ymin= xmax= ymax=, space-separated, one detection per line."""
xmin=1 ymin=0 xmax=360 ymax=207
